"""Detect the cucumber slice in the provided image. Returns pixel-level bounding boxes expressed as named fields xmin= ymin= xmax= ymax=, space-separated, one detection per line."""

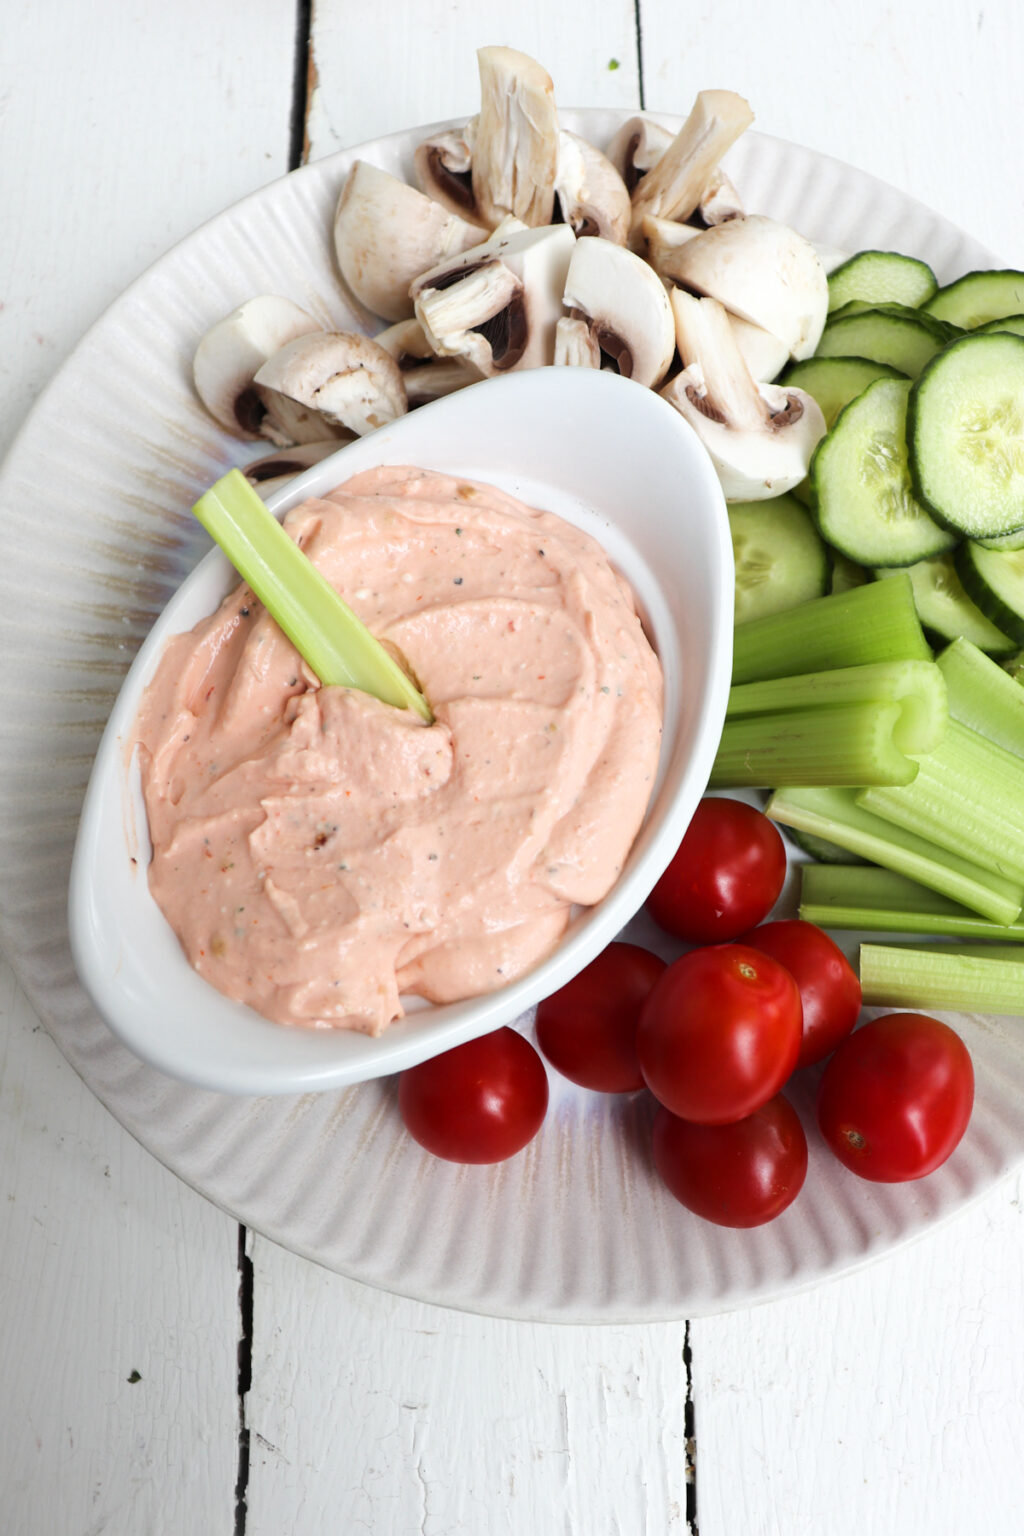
xmin=873 ymin=555 xmax=1016 ymax=655
xmin=924 ymin=270 xmax=1024 ymax=329
xmin=728 ymin=495 xmax=830 ymax=624
xmin=828 ymin=251 xmax=938 ymax=313
xmin=782 ymin=356 xmax=907 ymax=429
xmin=814 ymin=309 xmax=954 ymax=377
xmin=830 ymin=551 xmax=869 ymax=594
xmin=810 ymin=377 xmax=958 ymax=566
xmin=908 ymin=333 xmax=1024 ymax=539
xmin=955 ymin=542 xmax=1024 ymax=645
xmin=974 ymin=313 xmax=1024 ymax=339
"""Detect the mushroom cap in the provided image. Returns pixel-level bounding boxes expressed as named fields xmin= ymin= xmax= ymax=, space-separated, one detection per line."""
xmin=244 ymin=440 xmax=348 ymax=499
xmin=562 ymin=236 xmax=675 ymax=389
xmin=472 ymin=46 xmax=559 ymax=227
xmin=661 ymin=215 xmax=829 ymax=361
xmin=253 ymin=332 xmax=407 ymax=444
xmin=669 ymin=286 xmax=788 ymax=384
xmin=641 ymin=214 xmax=704 ymax=277
xmin=411 ymin=223 xmax=575 ymax=377
xmin=193 ymin=295 xmax=320 ymax=438
xmin=555 ymin=131 xmax=631 ymax=244
xmin=697 ymin=167 xmax=745 ymax=226
xmin=333 ymin=160 xmax=483 ymax=324
xmin=628 ymin=90 xmax=754 ymax=236
xmin=662 ymin=364 xmax=826 ymax=500
xmin=605 ymin=115 xmax=674 ymax=191
xmin=413 ymin=121 xmax=482 ymax=224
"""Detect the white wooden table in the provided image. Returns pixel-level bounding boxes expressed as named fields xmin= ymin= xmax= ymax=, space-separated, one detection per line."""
xmin=3 ymin=3 xmax=1024 ymax=1531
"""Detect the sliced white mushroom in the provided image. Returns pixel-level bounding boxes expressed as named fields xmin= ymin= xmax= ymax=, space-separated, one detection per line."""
xmin=471 ymin=46 xmax=560 ymax=228
xmin=659 ymin=215 xmax=829 ymax=361
xmin=559 ymin=237 xmax=675 ymax=389
xmin=414 ymin=121 xmax=481 ymax=223
xmin=641 ymin=214 xmax=704 ymax=277
xmin=411 ymin=223 xmax=575 ymax=376
xmin=554 ymin=131 xmax=631 ymax=244
xmin=193 ymin=296 xmax=321 ymax=438
xmin=244 ymin=440 xmax=346 ymax=500
xmin=333 ymin=161 xmax=482 ymax=323
xmin=373 ymin=319 xmax=483 ymax=405
xmin=554 ymin=316 xmax=601 ymax=369
xmin=697 ymin=167 xmax=745 ymax=226
xmin=606 ymin=116 xmax=674 ymax=192
xmin=662 ymin=293 xmax=825 ymax=500
xmin=629 ymin=90 xmax=754 ymax=237
xmin=253 ymin=332 xmax=407 ymax=445
xmin=372 ymin=318 xmax=435 ymax=365
xmin=668 ymin=285 xmax=788 ymax=383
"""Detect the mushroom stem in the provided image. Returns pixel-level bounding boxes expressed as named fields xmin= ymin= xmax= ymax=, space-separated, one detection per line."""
xmin=671 ymin=293 xmax=768 ymax=431
xmin=629 ymin=90 xmax=754 ymax=237
xmin=472 ymin=46 xmax=560 ymax=227
xmin=415 ymin=262 xmax=522 ymax=359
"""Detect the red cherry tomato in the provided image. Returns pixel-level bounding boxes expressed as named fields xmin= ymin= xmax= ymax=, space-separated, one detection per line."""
xmin=535 ymin=942 xmax=666 ymax=1092
xmin=398 ymin=1027 xmax=549 ymax=1164
xmin=647 ymin=796 xmax=787 ymax=943
xmin=637 ymin=944 xmax=802 ymax=1124
xmin=652 ymin=1095 xmax=808 ymax=1228
xmin=817 ymin=1012 xmax=974 ymax=1182
xmin=738 ymin=919 xmax=861 ymax=1069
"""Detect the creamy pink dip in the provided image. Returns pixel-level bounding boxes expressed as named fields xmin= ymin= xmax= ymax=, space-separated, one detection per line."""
xmin=134 ymin=466 xmax=663 ymax=1034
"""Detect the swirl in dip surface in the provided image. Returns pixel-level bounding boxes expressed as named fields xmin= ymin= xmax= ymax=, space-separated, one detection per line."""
xmin=134 ymin=466 xmax=663 ymax=1035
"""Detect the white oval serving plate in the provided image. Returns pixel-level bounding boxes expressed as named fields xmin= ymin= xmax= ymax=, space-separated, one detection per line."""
xmin=67 ymin=367 xmax=732 ymax=1095
xmin=1 ymin=110 xmax=1021 ymax=1321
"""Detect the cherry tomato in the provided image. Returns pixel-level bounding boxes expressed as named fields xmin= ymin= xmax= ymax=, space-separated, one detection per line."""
xmin=637 ymin=944 xmax=802 ymax=1124
xmin=398 ymin=1027 xmax=549 ymax=1164
xmin=535 ymin=942 xmax=666 ymax=1092
xmin=652 ymin=1095 xmax=808 ymax=1228
xmin=738 ymin=919 xmax=861 ymax=1069
xmin=647 ymin=796 xmax=787 ymax=943
xmin=817 ymin=1012 xmax=974 ymax=1182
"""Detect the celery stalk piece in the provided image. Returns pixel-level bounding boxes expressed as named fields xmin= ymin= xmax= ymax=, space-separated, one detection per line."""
xmin=710 ymin=701 xmax=918 ymax=788
xmin=857 ymin=719 xmax=1024 ymax=883
xmin=731 ymin=572 xmax=931 ymax=685
xmin=766 ymin=786 xmax=1023 ymax=925
xmin=799 ymin=863 xmax=1024 ymax=939
xmin=936 ymin=637 xmax=1024 ymax=756
xmin=860 ymin=942 xmax=1024 ymax=1014
xmin=727 ymin=659 xmax=947 ymax=754
xmin=192 ymin=469 xmax=433 ymax=723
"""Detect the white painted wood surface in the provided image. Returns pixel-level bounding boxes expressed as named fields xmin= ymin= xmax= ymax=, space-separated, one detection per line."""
xmin=3 ymin=2 xmax=1024 ymax=1533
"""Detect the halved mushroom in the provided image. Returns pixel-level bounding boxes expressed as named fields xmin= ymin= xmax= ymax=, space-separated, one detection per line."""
xmin=244 ymin=440 xmax=346 ymax=500
xmin=629 ymin=90 xmax=754 ymax=237
xmin=252 ymin=332 xmax=407 ymax=445
xmin=606 ymin=116 xmax=674 ymax=193
xmin=333 ymin=161 xmax=483 ymax=323
xmin=641 ymin=214 xmax=704 ymax=276
xmin=373 ymin=318 xmax=482 ymax=405
xmin=554 ymin=131 xmax=631 ymax=244
xmin=414 ymin=121 xmax=481 ymax=223
xmin=558 ymin=236 xmax=675 ymax=389
xmin=659 ymin=215 xmax=829 ymax=360
xmin=411 ymin=223 xmax=575 ymax=376
xmin=193 ymin=296 xmax=321 ymax=438
xmin=669 ymin=286 xmax=788 ymax=384
xmin=662 ymin=293 xmax=825 ymax=499
xmin=697 ymin=167 xmax=744 ymax=226
xmin=471 ymin=46 xmax=560 ymax=228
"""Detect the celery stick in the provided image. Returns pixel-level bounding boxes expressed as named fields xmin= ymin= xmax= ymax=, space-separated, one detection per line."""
xmin=799 ymin=863 xmax=1024 ymax=939
xmin=860 ymin=942 xmax=1024 ymax=1014
xmin=710 ymin=701 xmax=917 ymax=788
xmin=727 ymin=659 xmax=947 ymax=754
xmin=936 ymin=637 xmax=1024 ymax=756
xmin=857 ymin=720 xmax=1024 ymax=882
xmin=732 ymin=572 xmax=931 ymax=685
xmin=193 ymin=469 xmax=432 ymax=722
xmin=767 ymin=786 xmax=1023 ymax=924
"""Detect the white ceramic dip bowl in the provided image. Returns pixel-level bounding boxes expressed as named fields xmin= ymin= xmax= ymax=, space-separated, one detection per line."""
xmin=69 ymin=366 xmax=732 ymax=1095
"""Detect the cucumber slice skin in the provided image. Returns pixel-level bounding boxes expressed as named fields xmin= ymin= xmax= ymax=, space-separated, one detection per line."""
xmin=924 ymin=269 xmax=1024 ymax=329
xmin=828 ymin=252 xmax=938 ymax=313
xmin=873 ymin=555 xmax=1016 ymax=656
xmin=781 ymin=356 xmax=907 ymax=430
xmin=728 ymin=496 xmax=830 ymax=624
xmin=974 ymin=313 xmax=1024 ymax=339
xmin=955 ymin=543 xmax=1024 ymax=646
xmin=785 ymin=826 xmax=868 ymax=864
xmin=907 ymin=332 xmax=1024 ymax=540
xmin=814 ymin=311 xmax=951 ymax=378
xmin=810 ymin=377 xmax=959 ymax=567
